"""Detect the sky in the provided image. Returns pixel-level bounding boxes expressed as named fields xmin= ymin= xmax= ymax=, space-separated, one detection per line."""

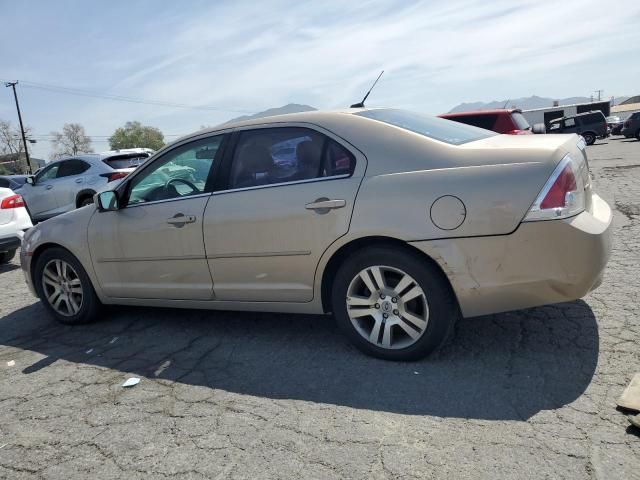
xmin=1 ymin=0 xmax=639 ymax=160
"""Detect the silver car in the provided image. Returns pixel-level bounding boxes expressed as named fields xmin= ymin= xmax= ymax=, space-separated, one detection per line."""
xmin=20 ymin=148 xmax=154 ymax=221
xmin=20 ymin=109 xmax=612 ymax=360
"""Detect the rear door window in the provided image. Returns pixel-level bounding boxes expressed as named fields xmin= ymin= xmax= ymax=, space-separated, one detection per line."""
xmin=229 ymin=127 xmax=355 ymax=189
xmin=56 ymin=159 xmax=91 ymax=178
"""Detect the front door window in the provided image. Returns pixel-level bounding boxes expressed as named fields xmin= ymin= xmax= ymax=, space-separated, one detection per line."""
xmin=127 ymin=136 xmax=223 ymax=205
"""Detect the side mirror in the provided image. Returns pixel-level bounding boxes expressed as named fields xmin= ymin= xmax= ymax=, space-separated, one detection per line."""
xmin=25 ymin=176 xmax=35 ymax=185
xmin=96 ymin=191 xmax=119 ymax=211
xmin=531 ymin=123 xmax=546 ymax=134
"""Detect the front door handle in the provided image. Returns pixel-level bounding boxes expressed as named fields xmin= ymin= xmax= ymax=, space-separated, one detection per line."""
xmin=75 ymin=178 xmax=83 ymax=184
xmin=166 ymin=213 xmax=196 ymax=227
xmin=305 ymin=198 xmax=346 ymax=214
xmin=46 ymin=185 xmax=53 ymax=190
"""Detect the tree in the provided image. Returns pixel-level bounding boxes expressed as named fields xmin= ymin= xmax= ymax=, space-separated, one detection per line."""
xmin=50 ymin=123 xmax=93 ymax=159
xmin=0 ymin=120 xmax=31 ymax=173
xmin=109 ymin=121 xmax=164 ymax=150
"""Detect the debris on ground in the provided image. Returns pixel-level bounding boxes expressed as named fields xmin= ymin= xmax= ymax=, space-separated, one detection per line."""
xmin=629 ymin=414 xmax=640 ymax=429
xmin=6 ymin=360 xmax=15 ymax=367
xmin=617 ymin=373 xmax=640 ymax=411
xmin=122 ymin=377 xmax=140 ymax=388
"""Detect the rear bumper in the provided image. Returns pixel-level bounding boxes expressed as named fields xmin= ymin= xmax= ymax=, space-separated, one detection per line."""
xmin=411 ymin=194 xmax=613 ymax=318
xmin=0 ymin=234 xmax=21 ymax=252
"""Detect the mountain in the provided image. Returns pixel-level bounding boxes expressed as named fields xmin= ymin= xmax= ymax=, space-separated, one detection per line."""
xmin=448 ymin=95 xmax=614 ymax=113
xmin=226 ymin=103 xmax=317 ymax=124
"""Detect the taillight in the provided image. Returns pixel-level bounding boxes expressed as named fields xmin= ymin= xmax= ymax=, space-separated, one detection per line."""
xmin=524 ymin=154 xmax=586 ymax=221
xmin=505 ymin=129 xmax=532 ymax=135
xmin=107 ymin=172 xmax=129 ymax=182
xmin=0 ymin=194 xmax=25 ymax=209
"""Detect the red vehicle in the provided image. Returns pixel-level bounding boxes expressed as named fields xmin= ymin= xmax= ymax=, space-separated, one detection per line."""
xmin=439 ymin=109 xmax=544 ymax=135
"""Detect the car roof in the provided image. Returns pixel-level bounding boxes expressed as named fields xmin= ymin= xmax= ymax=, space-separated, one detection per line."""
xmin=439 ymin=109 xmax=523 ymax=117
xmin=173 ymin=108 xmax=372 ymax=144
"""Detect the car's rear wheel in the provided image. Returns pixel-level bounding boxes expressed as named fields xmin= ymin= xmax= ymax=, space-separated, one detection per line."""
xmin=0 ymin=249 xmax=16 ymax=264
xmin=34 ymin=247 xmax=101 ymax=325
xmin=636 ymin=129 xmax=640 ymax=141
xmin=582 ymin=132 xmax=596 ymax=145
xmin=331 ymin=246 xmax=457 ymax=361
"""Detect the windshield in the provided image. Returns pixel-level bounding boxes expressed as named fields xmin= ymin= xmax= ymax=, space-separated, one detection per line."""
xmin=355 ymin=109 xmax=496 ymax=145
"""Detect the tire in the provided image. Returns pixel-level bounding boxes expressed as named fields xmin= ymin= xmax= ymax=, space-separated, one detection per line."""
xmin=33 ymin=247 xmax=101 ymax=325
xmin=582 ymin=132 xmax=596 ymax=145
xmin=331 ymin=246 xmax=457 ymax=361
xmin=79 ymin=195 xmax=94 ymax=208
xmin=0 ymin=249 xmax=16 ymax=264
xmin=636 ymin=129 xmax=640 ymax=141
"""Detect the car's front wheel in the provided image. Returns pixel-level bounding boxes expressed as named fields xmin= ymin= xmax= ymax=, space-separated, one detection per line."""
xmin=0 ymin=249 xmax=16 ymax=264
xmin=34 ymin=247 xmax=101 ymax=325
xmin=582 ymin=132 xmax=596 ymax=145
xmin=331 ymin=246 xmax=457 ymax=361
xmin=79 ymin=195 xmax=94 ymax=207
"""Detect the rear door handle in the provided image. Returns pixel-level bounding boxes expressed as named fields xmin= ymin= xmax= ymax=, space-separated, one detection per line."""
xmin=305 ymin=198 xmax=346 ymax=214
xmin=46 ymin=185 xmax=53 ymax=190
xmin=166 ymin=214 xmax=196 ymax=227
xmin=75 ymin=178 xmax=83 ymax=184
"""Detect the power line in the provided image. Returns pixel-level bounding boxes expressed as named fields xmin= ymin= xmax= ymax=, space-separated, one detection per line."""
xmin=0 ymin=79 xmax=254 ymax=114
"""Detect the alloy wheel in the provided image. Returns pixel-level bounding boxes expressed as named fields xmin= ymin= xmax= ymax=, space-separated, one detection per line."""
xmin=346 ymin=265 xmax=429 ymax=350
xmin=41 ymin=259 xmax=83 ymax=316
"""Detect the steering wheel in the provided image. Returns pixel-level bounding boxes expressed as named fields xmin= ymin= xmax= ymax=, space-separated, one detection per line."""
xmin=164 ymin=177 xmax=198 ymax=194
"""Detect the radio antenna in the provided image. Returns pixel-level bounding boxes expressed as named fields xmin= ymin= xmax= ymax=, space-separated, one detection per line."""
xmin=350 ymin=70 xmax=384 ymax=108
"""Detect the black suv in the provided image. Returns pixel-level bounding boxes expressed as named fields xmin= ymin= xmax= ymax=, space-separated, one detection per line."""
xmin=621 ymin=112 xmax=640 ymax=140
xmin=547 ymin=111 xmax=608 ymax=145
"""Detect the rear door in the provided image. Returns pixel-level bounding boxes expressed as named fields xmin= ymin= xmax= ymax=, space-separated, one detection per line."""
xmin=203 ymin=125 xmax=366 ymax=302
xmin=54 ymin=159 xmax=91 ymax=210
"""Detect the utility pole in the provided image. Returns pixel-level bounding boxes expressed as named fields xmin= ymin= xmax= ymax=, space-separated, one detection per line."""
xmin=594 ymin=89 xmax=603 ymax=102
xmin=4 ymin=81 xmax=33 ymax=174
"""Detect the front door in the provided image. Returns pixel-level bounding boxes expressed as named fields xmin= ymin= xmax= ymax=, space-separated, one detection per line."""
xmin=21 ymin=162 xmax=62 ymax=219
xmin=88 ymin=134 xmax=226 ymax=300
xmin=203 ymin=126 xmax=365 ymax=302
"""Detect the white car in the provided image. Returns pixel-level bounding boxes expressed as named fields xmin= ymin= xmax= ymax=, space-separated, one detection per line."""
xmin=0 ymin=188 xmax=33 ymax=263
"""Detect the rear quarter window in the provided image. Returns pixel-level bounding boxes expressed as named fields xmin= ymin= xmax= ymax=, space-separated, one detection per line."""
xmin=357 ymin=109 xmax=496 ymax=145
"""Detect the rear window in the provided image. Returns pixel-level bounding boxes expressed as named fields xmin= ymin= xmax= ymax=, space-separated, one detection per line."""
xmin=447 ymin=114 xmax=498 ymax=131
xmin=511 ymin=112 xmax=530 ymax=130
xmin=356 ymin=109 xmax=496 ymax=145
xmin=103 ymin=153 xmax=152 ymax=169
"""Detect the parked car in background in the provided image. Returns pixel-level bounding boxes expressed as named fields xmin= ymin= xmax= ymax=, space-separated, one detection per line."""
xmin=0 ymin=175 xmax=29 ymax=192
xmin=606 ymin=116 xmax=623 ymax=135
xmin=19 ymin=148 xmax=154 ymax=222
xmin=21 ymin=109 xmax=612 ymax=361
xmin=621 ymin=112 xmax=640 ymax=140
xmin=0 ymin=187 xmax=32 ymax=263
xmin=547 ymin=111 xmax=608 ymax=145
xmin=439 ymin=109 xmax=546 ymax=135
